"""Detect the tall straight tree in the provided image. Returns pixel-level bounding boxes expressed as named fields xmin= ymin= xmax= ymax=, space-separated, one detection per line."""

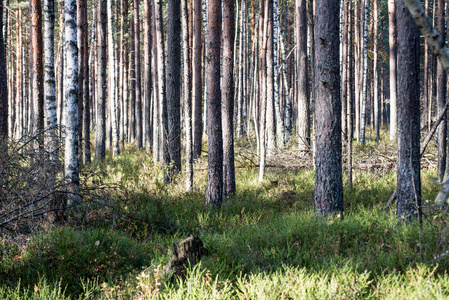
xmin=266 ymin=0 xmax=275 ymax=155
xmin=205 ymin=0 xmax=223 ymax=208
xmin=108 ymin=0 xmax=119 ymax=156
xmin=388 ymin=0 xmax=397 ymax=141
xmin=77 ymin=0 xmax=86 ymax=158
xmin=154 ymin=0 xmax=169 ymax=182
xmin=436 ymin=0 xmax=446 ymax=181
xmin=30 ymin=0 xmax=44 ymax=144
xmin=314 ymin=0 xmax=343 ymax=215
xmin=396 ymin=0 xmax=420 ymax=219
xmin=0 ymin=0 xmax=7 ymax=141
xmin=373 ymin=0 xmax=379 ymax=139
xmin=95 ymin=0 xmax=107 ymax=160
xmin=192 ymin=0 xmax=202 ymax=159
xmin=296 ymin=0 xmax=309 ymax=154
xmin=135 ymin=0 xmax=143 ymax=149
xmin=359 ymin=0 xmax=369 ymax=145
xmin=144 ymin=0 xmax=152 ymax=149
xmin=166 ymin=0 xmax=182 ymax=178
xmin=258 ymin=0 xmax=267 ymax=182
xmin=181 ymin=0 xmax=193 ymax=191
xmin=64 ymin=0 xmax=80 ymax=205
xmin=44 ymin=0 xmax=57 ymax=156
xmin=80 ymin=0 xmax=89 ymax=164
xmin=222 ymin=0 xmax=235 ymax=196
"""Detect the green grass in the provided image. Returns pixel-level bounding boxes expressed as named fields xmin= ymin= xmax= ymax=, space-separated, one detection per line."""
xmin=0 ymin=138 xmax=448 ymax=299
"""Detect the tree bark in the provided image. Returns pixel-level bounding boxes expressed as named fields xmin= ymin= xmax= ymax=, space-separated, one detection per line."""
xmin=30 ymin=0 xmax=45 ymax=146
xmin=64 ymin=0 xmax=80 ymax=205
xmin=166 ymin=0 xmax=182 ymax=178
xmin=108 ymin=0 xmax=120 ymax=156
xmin=205 ymin=0 xmax=223 ymax=208
xmin=192 ymin=0 xmax=203 ymax=159
xmin=135 ymin=0 xmax=143 ymax=149
xmin=265 ymin=0 xmax=276 ymax=156
xmin=373 ymin=0 xmax=379 ymax=139
xmin=437 ymin=0 xmax=446 ymax=181
xmin=182 ymin=0 xmax=193 ymax=191
xmin=388 ymin=0 xmax=397 ymax=141
xmin=95 ymin=0 xmax=107 ymax=160
xmin=0 ymin=0 xmax=7 ymax=141
xmin=222 ymin=0 xmax=235 ymax=196
xmin=359 ymin=0 xmax=369 ymax=145
xmin=396 ymin=0 xmax=421 ymax=220
xmin=144 ymin=0 xmax=152 ymax=149
xmin=296 ymin=0 xmax=309 ymax=154
xmin=314 ymin=0 xmax=343 ymax=216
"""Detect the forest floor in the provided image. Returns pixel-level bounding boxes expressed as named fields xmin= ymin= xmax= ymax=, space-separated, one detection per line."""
xmin=1 ymin=129 xmax=449 ymax=299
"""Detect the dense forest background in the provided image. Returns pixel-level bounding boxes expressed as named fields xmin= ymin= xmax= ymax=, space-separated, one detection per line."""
xmin=2 ymin=0 xmax=449 ymax=298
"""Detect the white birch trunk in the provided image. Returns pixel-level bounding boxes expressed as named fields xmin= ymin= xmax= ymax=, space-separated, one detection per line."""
xmin=64 ymin=0 xmax=80 ymax=205
xmin=273 ymin=0 xmax=283 ymax=146
xmin=107 ymin=0 xmax=119 ymax=157
xmin=359 ymin=0 xmax=369 ymax=144
xmin=44 ymin=0 xmax=58 ymax=161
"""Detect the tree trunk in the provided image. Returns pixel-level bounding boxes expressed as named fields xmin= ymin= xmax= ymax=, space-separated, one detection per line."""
xmin=64 ymin=0 xmax=80 ymax=205
xmin=135 ymin=0 xmax=143 ymax=149
xmin=129 ymin=9 xmax=136 ymax=143
xmin=167 ymin=0 xmax=182 ymax=178
xmin=181 ymin=0 xmax=193 ymax=191
xmin=205 ymin=0 xmax=223 ymax=208
xmin=108 ymin=0 xmax=119 ymax=156
xmin=154 ymin=0 xmax=169 ymax=182
xmin=44 ymin=0 xmax=57 ymax=159
xmin=296 ymin=0 xmax=309 ymax=154
xmin=388 ymin=0 xmax=397 ymax=141
xmin=359 ymin=0 xmax=369 ymax=145
xmin=373 ymin=0 xmax=379 ymax=139
xmin=222 ymin=0 xmax=235 ymax=196
xmin=258 ymin=0 xmax=267 ymax=182
xmin=396 ymin=0 xmax=421 ymax=220
xmin=437 ymin=0 xmax=446 ymax=181
xmin=144 ymin=0 xmax=152 ymax=149
xmin=120 ymin=0 xmax=127 ymax=146
xmin=192 ymin=0 xmax=203 ymax=159
xmin=31 ymin=0 xmax=45 ymax=146
xmin=265 ymin=0 xmax=276 ymax=156
xmin=314 ymin=0 xmax=343 ymax=216
xmin=0 ymin=0 xmax=7 ymax=141
xmin=95 ymin=0 xmax=107 ymax=160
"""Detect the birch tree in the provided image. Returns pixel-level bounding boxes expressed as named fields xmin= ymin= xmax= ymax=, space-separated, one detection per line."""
xmin=359 ymin=0 xmax=369 ymax=145
xmin=64 ymin=0 xmax=80 ymax=205
xmin=44 ymin=0 xmax=57 ymax=157
xmin=108 ymin=0 xmax=119 ymax=156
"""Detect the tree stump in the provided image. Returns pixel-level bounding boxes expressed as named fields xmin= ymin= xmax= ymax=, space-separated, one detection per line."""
xmin=162 ymin=235 xmax=205 ymax=280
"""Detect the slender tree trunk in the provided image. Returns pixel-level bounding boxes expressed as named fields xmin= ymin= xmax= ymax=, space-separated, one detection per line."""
xmin=144 ymin=0 xmax=152 ymax=149
xmin=297 ymin=0 xmax=309 ymax=154
xmin=64 ymin=0 xmax=80 ymax=206
xmin=373 ymin=0 xmax=379 ymax=139
xmin=314 ymin=0 xmax=343 ymax=215
xmin=135 ymin=0 xmax=143 ymax=149
xmin=341 ymin=0 xmax=347 ymax=137
xmin=129 ymin=8 xmax=136 ymax=143
xmin=31 ymin=0 xmax=45 ymax=145
xmin=181 ymin=0 xmax=193 ymax=191
xmin=424 ymin=0 xmax=430 ymax=132
xmin=396 ymin=0 xmax=421 ymax=220
xmin=154 ymin=0 xmax=169 ymax=182
xmin=359 ymin=0 xmax=369 ymax=145
xmin=167 ymin=0 xmax=182 ymax=178
xmin=108 ymin=0 xmax=119 ymax=156
xmin=95 ymin=0 xmax=107 ymax=160
xmin=388 ymin=0 xmax=397 ymax=141
xmin=266 ymin=0 xmax=276 ymax=156
xmin=273 ymin=0 xmax=283 ymax=146
xmin=121 ymin=0 xmax=128 ymax=145
xmin=347 ymin=0 xmax=353 ymax=189
xmin=16 ymin=8 xmax=23 ymax=139
xmin=258 ymin=0 xmax=267 ymax=182
xmin=280 ymin=32 xmax=292 ymax=143
xmin=152 ymin=1 xmax=159 ymax=161
xmin=77 ymin=0 xmax=85 ymax=160
xmin=205 ymin=0 xmax=223 ymax=208
xmin=0 ymin=0 xmax=7 ymax=141
xmin=44 ymin=0 xmax=57 ymax=160
xmin=222 ymin=0 xmax=235 ymax=196
xmin=437 ymin=0 xmax=446 ymax=181
xmin=192 ymin=0 xmax=203 ymax=159
xmin=81 ymin=0 xmax=90 ymax=164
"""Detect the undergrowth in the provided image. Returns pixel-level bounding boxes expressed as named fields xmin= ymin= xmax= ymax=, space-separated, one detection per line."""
xmin=0 ymin=134 xmax=448 ymax=299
